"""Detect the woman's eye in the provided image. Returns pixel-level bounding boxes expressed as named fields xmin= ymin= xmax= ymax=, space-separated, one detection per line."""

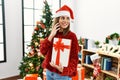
xmin=67 ymin=17 xmax=70 ymax=20
xmin=61 ymin=17 xmax=65 ymax=20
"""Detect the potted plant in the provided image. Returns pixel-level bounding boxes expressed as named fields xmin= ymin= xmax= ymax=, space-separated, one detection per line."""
xmin=106 ymin=32 xmax=120 ymax=45
xmin=94 ymin=40 xmax=100 ymax=48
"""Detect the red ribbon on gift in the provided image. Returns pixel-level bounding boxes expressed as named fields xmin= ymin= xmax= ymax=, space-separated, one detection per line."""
xmin=53 ymin=38 xmax=71 ymax=65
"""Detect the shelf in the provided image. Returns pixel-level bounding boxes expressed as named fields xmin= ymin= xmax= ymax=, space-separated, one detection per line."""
xmin=82 ymin=63 xmax=94 ymax=69
xmin=97 ymin=51 xmax=120 ymax=59
xmin=83 ymin=49 xmax=96 ymax=53
xmin=79 ymin=44 xmax=83 ymax=51
xmin=101 ymin=70 xmax=118 ymax=78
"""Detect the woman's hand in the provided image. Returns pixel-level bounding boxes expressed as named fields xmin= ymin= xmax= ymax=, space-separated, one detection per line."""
xmin=50 ymin=61 xmax=63 ymax=72
xmin=48 ymin=23 xmax=60 ymax=41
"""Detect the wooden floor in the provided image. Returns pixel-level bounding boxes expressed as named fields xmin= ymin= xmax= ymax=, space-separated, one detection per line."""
xmin=1 ymin=75 xmax=22 ymax=80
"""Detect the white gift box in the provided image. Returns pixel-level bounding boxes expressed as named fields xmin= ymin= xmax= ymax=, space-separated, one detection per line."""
xmin=51 ymin=38 xmax=71 ymax=67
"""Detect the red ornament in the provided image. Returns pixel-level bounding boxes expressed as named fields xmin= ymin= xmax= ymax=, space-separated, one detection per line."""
xmin=25 ymin=68 xmax=29 ymax=72
xmin=40 ymin=23 xmax=45 ymax=29
xmin=34 ymin=27 xmax=39 ymax=31
xmin=36 ymin=21 xmax=45 ymax=29
xmin=36 ymin=66 xmax=40 ymax=71
xmin=31 ymin=46 xmax=34 ymax=49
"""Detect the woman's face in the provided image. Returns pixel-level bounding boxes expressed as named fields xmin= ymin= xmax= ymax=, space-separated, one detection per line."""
xmin=59 ymin=16 xmax=70 ymax=29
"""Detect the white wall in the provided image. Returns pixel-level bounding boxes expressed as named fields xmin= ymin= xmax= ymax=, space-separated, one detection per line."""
xmin=0 ymin=0 xmax=22 ymax=79
xmin=74 ymin=0 xmax=120 ymax=42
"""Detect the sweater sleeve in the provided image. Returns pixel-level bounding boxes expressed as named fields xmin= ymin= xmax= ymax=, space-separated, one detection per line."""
xmin=40 ymin=38 xmax=52 ymax=55
xmin=61 ymin=33 xmax=79 ymax=77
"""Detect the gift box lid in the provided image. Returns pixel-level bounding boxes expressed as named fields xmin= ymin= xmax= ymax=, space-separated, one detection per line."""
xmin=25 ymin=74 xmax=38 ymax=80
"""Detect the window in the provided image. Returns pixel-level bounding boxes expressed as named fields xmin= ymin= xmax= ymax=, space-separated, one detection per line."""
xmin=22 ymin=0 xmax=61 ymax=55
xmin=0 ymin=0 xmax=6 ymax=63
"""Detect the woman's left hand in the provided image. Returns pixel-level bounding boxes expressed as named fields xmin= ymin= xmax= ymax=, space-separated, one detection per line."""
xmin=50 ymin=61 xmax=63 ymax=72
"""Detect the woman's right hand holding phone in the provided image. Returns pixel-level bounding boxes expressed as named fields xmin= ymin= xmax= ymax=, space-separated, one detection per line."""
xmin=48 ymin=23 xmax=60 ymax=41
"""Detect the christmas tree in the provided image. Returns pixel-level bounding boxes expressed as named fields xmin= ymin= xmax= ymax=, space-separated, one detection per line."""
xmin=19 ymin=0 xmax=53 ymax=78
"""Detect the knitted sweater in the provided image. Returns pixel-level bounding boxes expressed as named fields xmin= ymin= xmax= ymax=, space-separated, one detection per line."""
xmin=40 ymin=31 xmax=79 ymax=77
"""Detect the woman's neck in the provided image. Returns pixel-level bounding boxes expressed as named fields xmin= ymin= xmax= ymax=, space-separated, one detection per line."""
xmin=59 ymin=28 xmax=63 ymax=32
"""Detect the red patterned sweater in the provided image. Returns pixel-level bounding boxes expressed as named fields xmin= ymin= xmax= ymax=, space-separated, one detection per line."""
xmin=40 ymin=31 xmax=79 ymax=77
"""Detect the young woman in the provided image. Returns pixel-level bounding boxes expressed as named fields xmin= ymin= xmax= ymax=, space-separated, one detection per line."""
xmin=40 ymin=5 xmax=79 ymax=80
